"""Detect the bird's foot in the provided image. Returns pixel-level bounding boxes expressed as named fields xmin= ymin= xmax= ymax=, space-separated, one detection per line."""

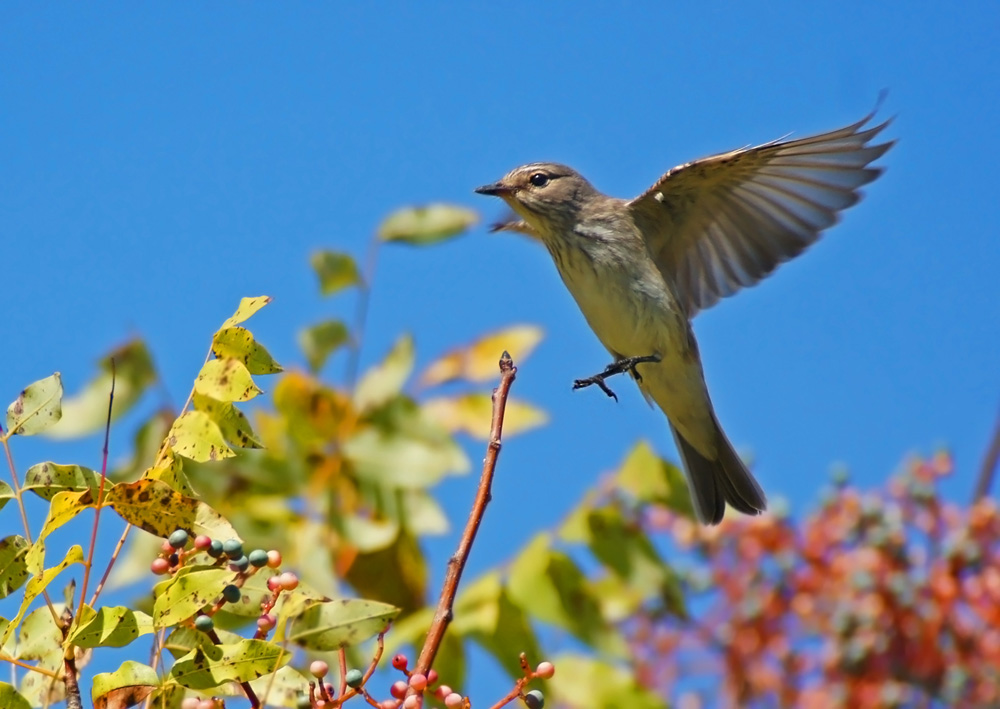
xmin=572 ymin=354 xmax=662 ymax=401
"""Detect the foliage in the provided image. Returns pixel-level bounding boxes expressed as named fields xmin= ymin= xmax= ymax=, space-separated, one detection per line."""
xmin=1 ymin=196 xmax=997 ymax=709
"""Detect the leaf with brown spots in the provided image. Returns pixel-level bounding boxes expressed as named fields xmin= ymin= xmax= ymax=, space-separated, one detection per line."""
xmin=92 ymin=661 xmax=159 ymax=709
xmin=219 ymin=295 xmax=273 ymax=330
xmin=106 ymin=478 xmax=240 ymax=541
xmin=0 ymin=682 xmax=31 ymax=709
xmin=4 ymin=373 xmax=62 ymax=436
xmin=0 ymin=535 xmax=29 ymax=599
xmin=152 ymin=566 xmax=235 ymax=628
xmin=167 ymin=638 xmax=289 ymax=690
xmin=211 ymin=327 xmax=283 ymax=375
xmin=194 ymin=358 xmax=262 ymax=403
xmin=22 ymin=462 xmax=101 ymax=501
xmin=192 ymin=393 xmax=262 ymax=450
xmin=165 ymin=411 xmax=235 ymax=462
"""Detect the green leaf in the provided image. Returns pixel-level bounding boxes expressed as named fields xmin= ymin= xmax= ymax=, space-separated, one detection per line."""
xmin=506 ymin=534 xmax=626 ymax=656
xmin=614 ymin=440 xmax=695 ymax=517
xmin=220 ymin=295 xmax=273 ymax=330
xmin=548 ymin=654 xmax=667 ymax=709
xmin=298 ymin=319 xmax=350 ymax=373
xmin=168 ymin=639 xmax=289 ymax=690
xmin=0 ymin=683 xmax=31 ymax=709
xmin=0 ymin=536 xmax=29 ymax=599
xmin=378 ymin=203 xmax=478 ymax=244
xmin=212 ymin=327 xmax=283 ymax=375
xmin=165 ymin=411 xmax=236 ymax=462
xmin=5 ymin=373 xmax=62 ymax=436
xmin=345 ymin=396 xmax=469 ymax=489
xmin=153 ymin=566 xmax=235 ymax=628
xmin=452 ymin=572 xmax=542 ymax=681
xmin=92 ymin=661 xmax=159 ymax=709
xmin=0 ymin=481 xmax=12 ymax=512
xmin=194 ymin=358 xmax=262 ymax=402
xmin=23 ymin=462 xmax=101 ymax=501
xmin=353 ymin=334 xmax=414 ymax=412
xmin=192 ymin=393 xmax=263 ymax=450
xmin=286 ymin=598 xmax=398 ymax=651
xmin=310 ymin=250 xmax=362 ymax=295
xmin=1 ymin=545 xmax=84 ymax=646
xmin=107 ymin=478 xmax=240 ymax=542
xmin=46 ymin=339 xmax=156 ymax=439
xmin=69 ymin=605 xmax=155 ymax=648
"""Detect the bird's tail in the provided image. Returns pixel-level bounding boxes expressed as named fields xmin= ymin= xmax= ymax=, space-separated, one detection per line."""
xmin=670 ymin=417 xmax=766 ymax=525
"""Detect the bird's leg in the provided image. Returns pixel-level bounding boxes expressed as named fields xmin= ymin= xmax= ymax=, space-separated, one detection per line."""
xmin=573 ymin=354 xmax=662 ymax=401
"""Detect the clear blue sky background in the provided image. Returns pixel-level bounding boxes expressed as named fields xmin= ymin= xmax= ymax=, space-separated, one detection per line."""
xmin=2 ymin=3 xmax=999 ymax=705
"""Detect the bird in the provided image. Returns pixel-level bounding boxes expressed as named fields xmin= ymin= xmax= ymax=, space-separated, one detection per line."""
xmin=474 ymin=110 xmax=894 ymax=524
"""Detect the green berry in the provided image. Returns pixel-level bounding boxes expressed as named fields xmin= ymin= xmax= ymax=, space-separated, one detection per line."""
xmin=248 ymin=549 xmax=269 ymax=567
xmin=222 ymin=539 xmax=244 ymax=558
xmin=168 ymin=529 xmax=189 ymax=549
xmin=345 ymin=668 xmax=363 ymax=688
xmin=207 ymin=539 xmax=224 ymax=558
xmin=230 ymin=555 xmax=250 ymax=571
xmin=222 ymin=584 xmax=242 ymax=603
xmin=524 ymin=689 xmax=545 ymax=709
xmin=194 ymin=615 xmax=214 ymax=633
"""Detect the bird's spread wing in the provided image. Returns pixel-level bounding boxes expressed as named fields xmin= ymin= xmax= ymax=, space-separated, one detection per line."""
xmin=627 ymin=112 xmax=894 ymax=317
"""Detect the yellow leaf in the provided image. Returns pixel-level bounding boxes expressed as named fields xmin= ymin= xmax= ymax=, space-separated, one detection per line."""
xmin=353 ymin=335 xmax=414 ymax=412
xmin=166 ymin=411 xmax=235 ymax=462
xmin=194 ymin=358 xmax=262 ymax=402
xmin=422 ymin=394 xmax=548 ymax=439
xmin=420 ymin=325 xmax=543 ymax=387
xmin=220 ymin=296 xmax=273 ymax=330
xmin=211 ymin=328 xmax=282 ymax=375
xmin=5 ymin=373 xmax=62 ymax=436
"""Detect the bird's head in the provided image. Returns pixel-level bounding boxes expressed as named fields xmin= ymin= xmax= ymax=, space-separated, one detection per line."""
xmin=475 ymin=163 xmax=598 ymax=234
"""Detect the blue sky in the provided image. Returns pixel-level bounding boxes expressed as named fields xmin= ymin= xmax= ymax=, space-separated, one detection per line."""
xmin=2 ymin=3 xmax=999 ymax=703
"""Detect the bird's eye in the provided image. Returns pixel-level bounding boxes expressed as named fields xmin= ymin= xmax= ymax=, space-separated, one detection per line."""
xmin=529 ymin=172 xmax=550 ymax=187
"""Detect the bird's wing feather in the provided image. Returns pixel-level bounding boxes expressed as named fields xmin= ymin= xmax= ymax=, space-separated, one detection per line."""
xmin=627 ymin=112 xmax=894 ymax=317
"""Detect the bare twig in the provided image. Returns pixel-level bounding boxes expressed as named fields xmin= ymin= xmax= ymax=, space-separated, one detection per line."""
xmin=973 ymin=406 xmax=1000 ymax=502
xmin=78 ymin=358 xmax=116 ymax=616
xmin=413 ymin=352 xmax=517 ymax=677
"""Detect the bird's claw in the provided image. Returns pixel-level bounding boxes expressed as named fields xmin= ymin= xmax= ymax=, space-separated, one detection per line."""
xmin=572 ymin=354 xmax=662 ymax=401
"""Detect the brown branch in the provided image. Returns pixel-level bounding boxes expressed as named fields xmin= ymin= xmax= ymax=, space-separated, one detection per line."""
xmin=413 ymin=351 xmax=517 ymax=677
xmin=973 ymin=405 xmax=1000 ymax=502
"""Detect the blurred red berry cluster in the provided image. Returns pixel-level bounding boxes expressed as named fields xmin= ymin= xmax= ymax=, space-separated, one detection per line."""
xmin=632 ymin=453 xmax=1000 ymax=708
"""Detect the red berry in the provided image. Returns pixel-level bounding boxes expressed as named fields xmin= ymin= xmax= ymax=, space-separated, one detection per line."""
xmin=390 ymin=680 xmax=408 ymax=699
xmin=150 ymin=558 xmax=171 ymax=575
xmin=392 ymin=654 xmax=409 ymax=671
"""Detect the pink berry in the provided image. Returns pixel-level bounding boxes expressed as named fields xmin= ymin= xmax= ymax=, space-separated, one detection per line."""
xmin=266 ymin=576 xmax=281 ymax=592
xmin=150 ymin=558 xmax=171 ymax=575
xmin=445 ymin=692 xmax=464 ymax=708
xmin=408 ymin=673 xmax=427 ymax=691
xmin=161 ymin=539 xmax=174 ymax=553
xmin=380 ymin=701 xmax=399 ymax=709
xmin=310 ymin=660 xmax=329 ymax=678
xmin=535 ymin=661 xmax=555 ymax=678
xmin=257 ymin=613 xmax=276 ymax=631
xmin=278 ymin=572 xmax=299 ymax=590
xmin=402 ymin=696 xmax=419 ymax=709
xmin=181 ymin=699 xmax=201 ymax=709
xmin=194 ymin=535 xmax=212 ymax=550
xmin=390 ymin=680 xmax=408 ymax=699
xmin=427 ymin=669 xmax=438 ymax=685
xmin=437 ymin=685 xmax=452 ymax=698
xmin=266 ymin=549 xmax=282 ymax=568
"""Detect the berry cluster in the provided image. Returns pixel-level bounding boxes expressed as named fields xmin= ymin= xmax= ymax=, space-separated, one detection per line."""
xmin=151 ymin=529 xmax=289 ymax=636
xmin=633 ymin=453 xmax=1000 ymax=707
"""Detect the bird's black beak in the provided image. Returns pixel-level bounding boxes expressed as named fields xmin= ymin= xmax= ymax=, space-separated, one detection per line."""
xmin=474 ymin=182 xmax=510 ymax=197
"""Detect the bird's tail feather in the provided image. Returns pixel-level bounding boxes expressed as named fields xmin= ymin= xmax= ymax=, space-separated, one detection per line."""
xmin=670 ymin=419 xmax=766 ymax=525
